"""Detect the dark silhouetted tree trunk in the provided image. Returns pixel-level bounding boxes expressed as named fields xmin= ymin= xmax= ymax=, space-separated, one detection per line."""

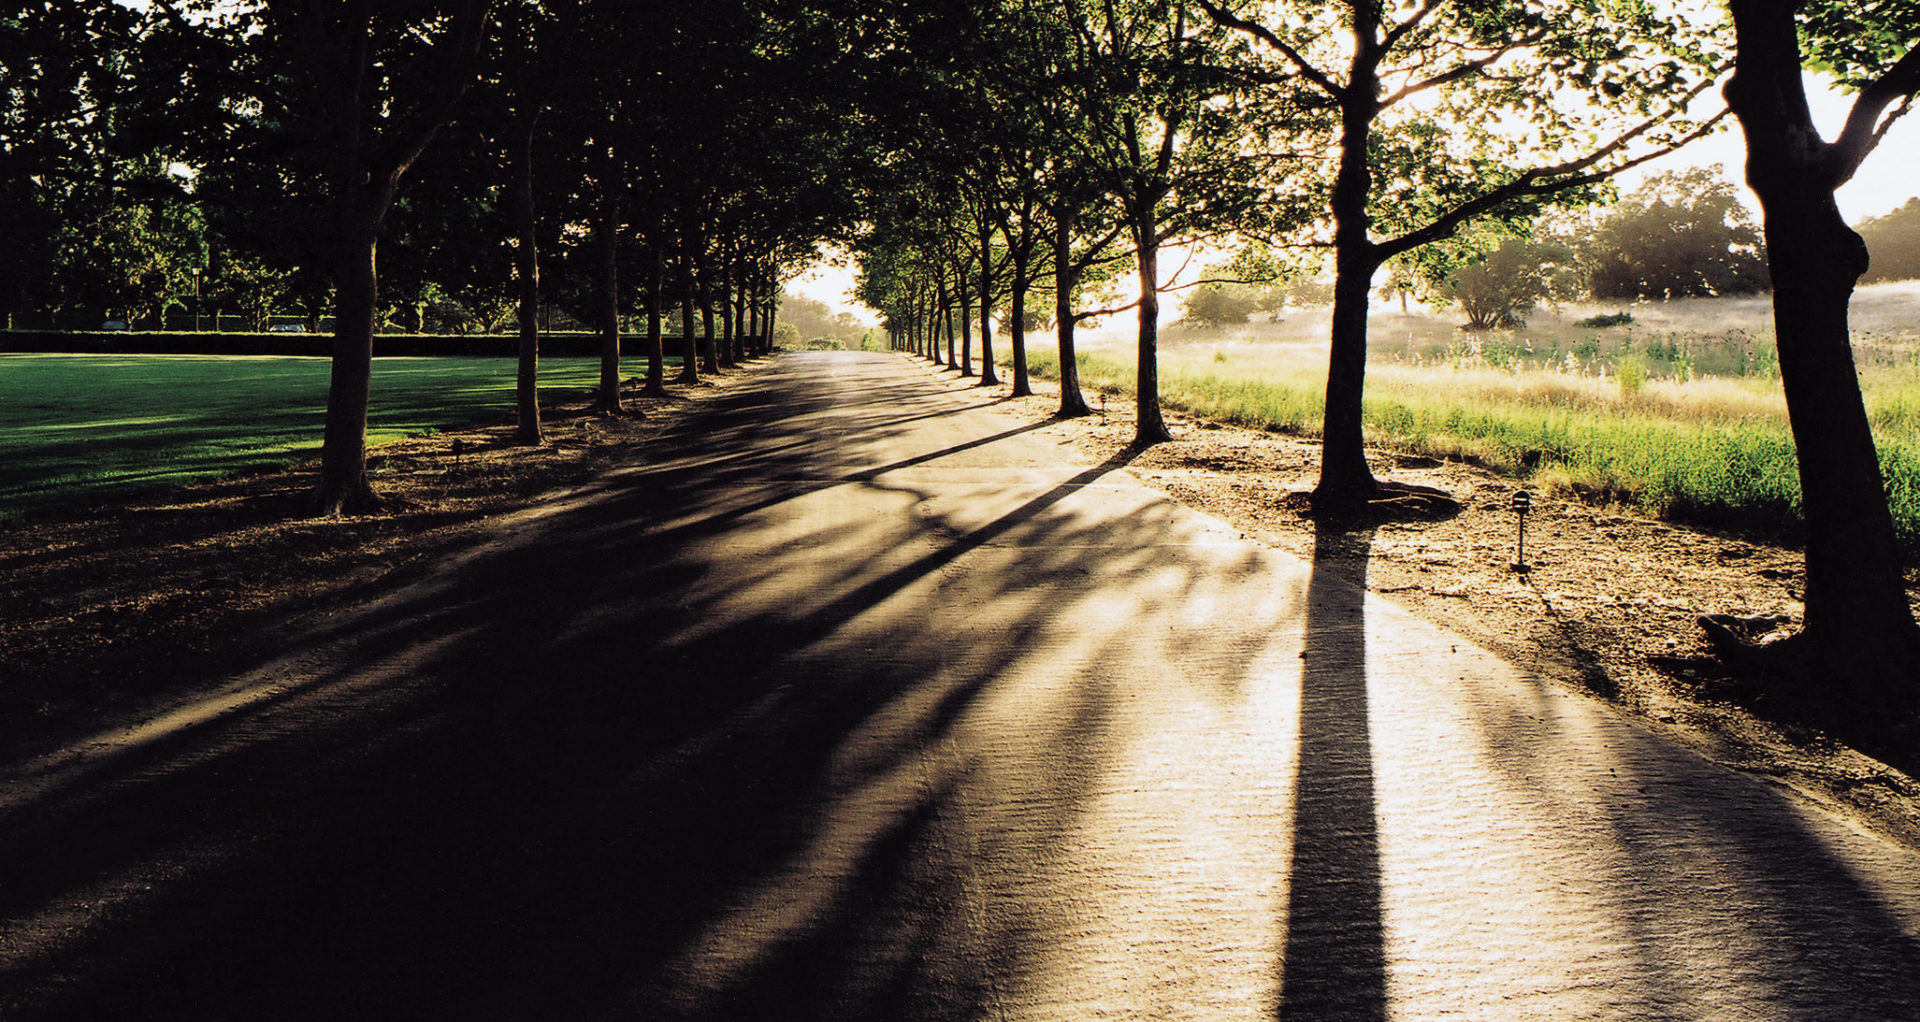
xmin=510 ymin=111 xmax=542 ymax=445
xmin=1312 ymin=17 xmax=1384 ymax=508
xmin=1054 ymin=209 xmax=1091 ymax=418
xmin=958 ymin=261 xmax=974 ymax=376
xmin=1008 ymin=246 xmax=1031 ymax=397
xmin=677 ymin=250 xmax=699 ymax=384
xmin=316 ymin=206 xmax=382 ymax=513
xmin=643 ymin=239 xmax=667 ymax=396
xmin=593 ymin=139 xmax=622 ymax=414
xmin=1723 ymin=0 xmax=1920 ymax=707
xmin=977 ymin=220 xmax=999 ymax=386
xmin=1133 ymin=202 xmax=1171 ymax=445
xmin=305 ymin=1 xmax=489 ymax=516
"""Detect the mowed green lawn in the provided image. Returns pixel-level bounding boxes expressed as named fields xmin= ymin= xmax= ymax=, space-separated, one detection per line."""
xmin=0 ymin=354 xmax=646 ymax=520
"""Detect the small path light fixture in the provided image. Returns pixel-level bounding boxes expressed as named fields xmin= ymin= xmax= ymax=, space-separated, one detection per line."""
xmin=1510 ymin=489 xmax=1534 ymax=573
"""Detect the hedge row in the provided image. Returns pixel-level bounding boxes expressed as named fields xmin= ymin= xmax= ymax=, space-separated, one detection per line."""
xmin=0 ymin=331 xmax=741 ymax=358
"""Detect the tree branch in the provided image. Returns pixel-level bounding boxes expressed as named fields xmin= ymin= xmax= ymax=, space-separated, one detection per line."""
xmin=1377 ymin=102 xmax=1732 ymax=261
xmin=1379 ymin=28 xmax=1552 ymax=109
xmin=1193 ymin=0 xmax=1343 ymax=99
xmin=1827 ymin=43 xmax=1920 ymax=186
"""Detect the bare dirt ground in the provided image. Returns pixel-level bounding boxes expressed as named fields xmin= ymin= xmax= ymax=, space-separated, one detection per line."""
xmin=967 ymin=362 xmax=1920 ymax=852
xmin=6 ymin=350 xmax=1919 ymax=852
xmin=0 ymin=372 xmax=728 ymax=762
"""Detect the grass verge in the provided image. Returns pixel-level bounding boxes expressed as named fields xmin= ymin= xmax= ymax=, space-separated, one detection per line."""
xmin=1022 ymin=347 xmax=1920 ymax=548
xmin=0 ymin=354 xmax=676 ymax=521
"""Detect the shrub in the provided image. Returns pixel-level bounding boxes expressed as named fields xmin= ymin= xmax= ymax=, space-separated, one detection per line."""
xmin=1576 ymin=311 xmax=1634 ymax=328
xmin=1615 ymin=353 xmax=1648 ymax=395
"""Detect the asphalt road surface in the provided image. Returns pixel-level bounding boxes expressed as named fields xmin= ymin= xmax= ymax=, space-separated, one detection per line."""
xmin=3 ymin=350 xmax=1918 ymax=1020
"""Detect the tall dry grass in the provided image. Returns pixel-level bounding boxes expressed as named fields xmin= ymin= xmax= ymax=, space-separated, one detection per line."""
xmin=1017 ymin=283 xmax=1920 ymax=546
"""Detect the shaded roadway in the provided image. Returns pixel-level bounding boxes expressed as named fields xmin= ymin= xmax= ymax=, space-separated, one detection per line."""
xmin=1 ymin=351 xmax=1917 ymax=1020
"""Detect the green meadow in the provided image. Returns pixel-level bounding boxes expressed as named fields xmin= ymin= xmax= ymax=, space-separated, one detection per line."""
xmin=0 ymin=354 xmax=647 ymax=520
xmin=1024 ymin=282 xmax=1920 ymax=547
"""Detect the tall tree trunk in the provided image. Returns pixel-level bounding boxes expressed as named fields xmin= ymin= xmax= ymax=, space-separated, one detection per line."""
xmin=697 ymin=254 xmax=719 ymax=375
xmin=1316 ymin=245 xmax=1380 ymax=503
xmin=1725 ymin=0 xmax=1920 ymax=703
xmin=1055 ymin=209 xmax=1091 ymax=418
xmin=510 ymin=113 xmax=543 ymax=445
xmin=719 ymin=264 xmax=736 ymax=367
xmin=1314 ymin=58 xmax=1384 ymax=507
xmin=1009 ymin=250 xmax=1031 ymax=397
xmin=936 ymin=297 xmax=952 ymax=365
xmin=313 ymin=208 xmax=382 ymax=515
xmin=977 ymin=231 xmax=999 ymax=385
xmin=1134 ymin=204 xmax=1171 ymax=445
xmin=643 ymin=240 xmax=667 ymax=396
xmin=593 ymin=145 xmax=622 ymax=414
xmin=932 ymin=279 xmax=948 ymax=366
xmin=730 ymin=271 xmax=747 ymax=362
xmin=958 ymin=269 xmax=974 ymax=377
xmin=677 ymin=255 xmax=699 ymax=384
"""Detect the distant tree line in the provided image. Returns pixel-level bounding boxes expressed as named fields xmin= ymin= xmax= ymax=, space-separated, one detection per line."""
xmin=778 ymin=293 xmax=869 ymax=347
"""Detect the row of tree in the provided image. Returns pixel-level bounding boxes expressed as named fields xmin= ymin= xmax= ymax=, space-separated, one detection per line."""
xmin=3 ymin=0 xmax=891 ymax=511
xmin=5 ymin=1 xmax=1917 ymax=726
xmin=851 ymin=0 xmax=1920 ymax=724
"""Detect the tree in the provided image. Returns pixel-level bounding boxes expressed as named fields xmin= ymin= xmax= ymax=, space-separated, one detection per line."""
xmin=1579 ymin=167 xmax=1769 ymax=299
xmin=485 ymin=0 xmax=587 ymax=443
xmin=1181 ymin=281 xmax=1260 ymax=327
xmin=64 ymin=184 xmax=207 ymax=327
xmin=1858 ymin=197 xmax=1920 ymax=284
xmin=1066 ymin=0 xmax=1279 ymax=445
xmin=1717 ymin=0 xmax=1920 ymax=717
xmin=1441 ymin=235 xmax=1575 ymax=330
xmin=169 ymin=2 xmax=492 ymax=513
xmin=1 ymin=2 xmax=152 ymax=327
xmin=1203 ymin=0 xmax=1723 ymax=508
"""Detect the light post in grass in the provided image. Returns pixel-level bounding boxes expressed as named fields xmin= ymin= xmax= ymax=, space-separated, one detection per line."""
xmin=192 ymin=267 xmax=202 ymax=331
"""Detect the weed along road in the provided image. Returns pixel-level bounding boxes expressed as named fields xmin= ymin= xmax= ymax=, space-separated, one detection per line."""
xmin=2 ymin=350 xmax=1919 ymax=1020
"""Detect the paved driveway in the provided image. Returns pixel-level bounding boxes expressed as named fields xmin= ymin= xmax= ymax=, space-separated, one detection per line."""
xmin=2 ymin=351 xmax=1916 ymax=1020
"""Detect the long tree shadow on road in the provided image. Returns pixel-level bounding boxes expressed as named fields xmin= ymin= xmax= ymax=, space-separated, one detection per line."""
xmin=0 ymin=357 xmax=1183 ymax=1020
xmin=1278 ymin=521 xmax=1387 ymax=1021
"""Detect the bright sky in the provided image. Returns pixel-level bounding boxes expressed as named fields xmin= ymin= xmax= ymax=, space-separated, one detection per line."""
xmin=796 ymin=72 xmax=1919 ymax=323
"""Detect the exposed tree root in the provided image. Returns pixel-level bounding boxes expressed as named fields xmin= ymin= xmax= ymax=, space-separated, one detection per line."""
xmin=1699 ymin=615 xmax=1920 ymax=771
xmin=1307 ymin=478 xmax=1463 ymax=525
xmin=308 ymin=478 xmax=385 ymax=519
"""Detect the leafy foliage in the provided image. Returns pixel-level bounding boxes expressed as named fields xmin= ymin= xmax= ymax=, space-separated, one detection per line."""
xmin=1576 ymin=168 xmax=1770 ymax=300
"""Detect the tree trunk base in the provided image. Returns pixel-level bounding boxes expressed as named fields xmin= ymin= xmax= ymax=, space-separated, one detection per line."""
xmin=309 ymin=476 xmax=385 ymax=518
xmin=1055 ymin=394 xmax=1092 ymax=419
xmin=1133 ymin=421 xmax=1175 ymax=447
xmin=1308 ymin=477 xmax=1461 ymax=522
xmin=1699 ymin=615 xmax=1920 ymax=759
